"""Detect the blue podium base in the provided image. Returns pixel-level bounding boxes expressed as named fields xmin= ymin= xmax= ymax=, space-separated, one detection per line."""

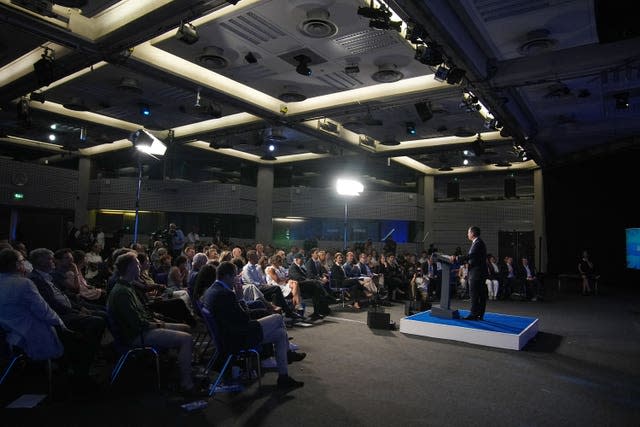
xmin=399 ymin=309 xmax=538 ymax=350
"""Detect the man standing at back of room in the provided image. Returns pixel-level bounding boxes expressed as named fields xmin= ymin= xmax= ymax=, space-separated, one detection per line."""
xmin=455 ymin=226 xmax=488 ymax=320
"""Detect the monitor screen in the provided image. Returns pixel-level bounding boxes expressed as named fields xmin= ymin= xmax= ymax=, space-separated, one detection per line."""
xmin=626 ymin=228 xmax=640 ymax=269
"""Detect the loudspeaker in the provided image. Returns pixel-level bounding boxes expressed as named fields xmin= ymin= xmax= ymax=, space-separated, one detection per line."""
xmin=367 ymin=309 xmax=391 ymax=330
xmin=414 ymin=102 xmax=433 ymax=122
xmin=504 ymin=178 xmax=516 ymax=198
xmin=446 ymin=181 xmax=459 ymax=199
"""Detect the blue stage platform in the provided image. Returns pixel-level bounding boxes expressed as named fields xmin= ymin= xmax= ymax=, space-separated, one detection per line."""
xmin=399 ymin=309 xmax=539 ymax=350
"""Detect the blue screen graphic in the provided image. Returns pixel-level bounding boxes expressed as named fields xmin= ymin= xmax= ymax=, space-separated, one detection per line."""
xmin=626 ymin=228 xmax=640 ymax=270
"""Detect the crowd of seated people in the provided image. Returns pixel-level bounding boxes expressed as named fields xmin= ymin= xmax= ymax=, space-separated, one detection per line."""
xmin=1 ymin=230 xmax=550 ymax=399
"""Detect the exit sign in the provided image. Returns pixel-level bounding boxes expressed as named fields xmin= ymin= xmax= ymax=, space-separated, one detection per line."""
xmin=13 ymin=193 xmax=24 ymax=200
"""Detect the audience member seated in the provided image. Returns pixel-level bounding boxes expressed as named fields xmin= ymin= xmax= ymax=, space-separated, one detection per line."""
xmin=51 ymin=248 xmax=106 ymax=312
xmin=288 ymin=253 xmax=337 ymax=321
xmin=0 ymin=248 xmax=65 ymax=361
xmin=203 ymin=261 xmax=305 ymax=390
xmin=517 ymin=256 xmax=542 ymax=301
xmin=486 ymin=254 xmax=500 ymax=301
xmin=136 ymin=253 xmax=196 ymax=328
xmin=85 ymin=242 xmax=106 ymax=287
xmin=458 ymin=262 xmax=469 ymax=299
xmin=265 ymin=254 xmax=303 ymax=313
xmin=380 ymin=253 xmax=407 ymax=300
xmin=243 ymin=250 xmax=300 ymax=319
xmin=578 ymin=250 xmax=595 ymax=295
xmin=331 ymin=252 xmax=368 ymax=310
xmin=499 ymin=256 xmax=517 ymax=299
xmin=107 ymin=252 xmax=197 ymax=395
xmin=72 ymin=250 xmax=107 ymax=305
xmin=304 ymin=248 xmax=330 ymax=288
xmin=29 ymin=247 xmax=106 ymax=380
xmin=193 ymin=263 xmax=217 ymax=303
xmin=421 ymin=255 xmax=441 ymax=300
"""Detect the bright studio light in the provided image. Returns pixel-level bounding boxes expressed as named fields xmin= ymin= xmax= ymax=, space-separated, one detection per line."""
xmin=130 ymin=129 xmax=167 ymax=156
xmin=336 ymin=178 xmax=364 ymax=196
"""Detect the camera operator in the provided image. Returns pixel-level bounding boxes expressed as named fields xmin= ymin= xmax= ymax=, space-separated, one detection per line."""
xmin=168 ymin=223 xmax=186 ymax=259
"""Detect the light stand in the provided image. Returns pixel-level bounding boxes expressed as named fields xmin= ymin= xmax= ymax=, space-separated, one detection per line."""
xmin=336 ymin=178 xmax=363 ymax=252
xmin=133 ymin=156 xmax=142 ymax=244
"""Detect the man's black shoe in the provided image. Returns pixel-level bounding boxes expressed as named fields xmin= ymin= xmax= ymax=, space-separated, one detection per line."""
xmin=287 ymin=351 xmax=307 ymax=364
xmin=277 ymin=375 xmax=304 ymax=389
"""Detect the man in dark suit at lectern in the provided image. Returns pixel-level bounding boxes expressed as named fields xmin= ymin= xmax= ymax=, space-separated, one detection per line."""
xmin=455 ymin=226 xmax=488 ymax=320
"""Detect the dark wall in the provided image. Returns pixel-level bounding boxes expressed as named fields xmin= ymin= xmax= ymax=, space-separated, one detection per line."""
xmin=544 ymin=149 xmax=639 ymax=286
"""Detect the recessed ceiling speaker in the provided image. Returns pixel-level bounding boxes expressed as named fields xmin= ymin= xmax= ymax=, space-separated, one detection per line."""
xmin=414 ymin=102 xmax=433 ymax=122
xmin=197 ymin=46 xmax=229 ymax=70
xmin=298 ymin=8 xmax=338 ymax=38
xmin=117 ymin=77 xmax=143 ymax=94
xmin=371 ymin=63 xmax=403 ymax=83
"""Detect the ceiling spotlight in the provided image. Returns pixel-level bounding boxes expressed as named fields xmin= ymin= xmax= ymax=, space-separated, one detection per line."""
xmin=79 ymin=126 xmax=87 ymax=142
xmin=244 ymin=52 xmax=258 ymax=64
xmin=140 ymin=104 xmax=151 ymax=116
xmin=405 ymin=22 xmax=427 ymax=44
xmin=406 ymin=122 xmax=416 ymax=135
xmin=357 ymin=5 xmax=391 ymax=20
xmin=268 ymin=144 xmax=276 ymax=152
xmin=369 ymin=18 xmax=401 ymax=31
xmin=463 ymin=159 xmax=469 ymax=165
xmin=294 ymin=54 xmax=312 ymax=76
xmin=48 ymin=134 xmax=56 ymax=141
xmin=129 ymin=129 xmax=167 ymax=156
xmin=614 ymin=92 xmax=629 ymax=110
xmin=415 ymin=44 xmax=443 ymax=67
xmin=446 ymin=67 xmax=466 ymax=85
xmin=176 ymin=21 xmax=199 ymax=45
xmin=433 ymin=65 xmax=449 ymax=82
xmin=33 ymin=47 xmax=55 ymax=87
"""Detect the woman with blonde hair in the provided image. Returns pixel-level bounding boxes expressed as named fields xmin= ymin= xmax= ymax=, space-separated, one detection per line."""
xmin=265 ymin=254 xmax=303 ymax=311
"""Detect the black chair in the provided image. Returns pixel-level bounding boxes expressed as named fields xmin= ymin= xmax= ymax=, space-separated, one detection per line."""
xmin=106 ymin=312 xmax=161 ymax=391
xmin=0 ymin=325 xmax=53 ymax=396
xmin=199 ymin=305 xmax=261 ymax=397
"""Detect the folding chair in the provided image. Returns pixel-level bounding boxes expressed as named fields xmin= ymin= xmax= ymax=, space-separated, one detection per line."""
xmin=106 ymin=311 xmax=161 ymax=391
xmin=0 ymin=326 xmax=53 ymax=396
xmin=199 ymin=306 xmax=261 ymax=398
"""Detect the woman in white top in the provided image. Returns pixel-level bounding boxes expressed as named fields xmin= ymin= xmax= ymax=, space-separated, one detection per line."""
xmin=265 ymin=254 xmax=302 ymax=310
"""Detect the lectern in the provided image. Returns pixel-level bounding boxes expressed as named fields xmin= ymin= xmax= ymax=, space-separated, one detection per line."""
xmin=430 ymin=253 xmax=460 ymax=319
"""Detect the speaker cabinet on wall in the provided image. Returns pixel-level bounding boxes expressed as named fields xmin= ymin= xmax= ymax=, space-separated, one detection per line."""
xmin=447 ymin=181 xmax=460 ymax=199
xmin=414 ymin=102 xmax=433 ymax=122
xmin=504 ymin=178 xmax=516 ymax=198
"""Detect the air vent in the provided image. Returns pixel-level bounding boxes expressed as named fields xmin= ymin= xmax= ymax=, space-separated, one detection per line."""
xmin=518 ymin=29 xmax=557 ymax=56
xmin=278 ymin=86 xmax=306 ymax=102
xmin=63 ymin=97 xmax=89 ymax=111
xmin=197 ymin=46 xmax=229 ymax=70
xmin=298 ymin=8 xmax=338 ymax=38
xmin=371 ymin=63 xmax=403 ymax=83
xmin=117 ymin=77 xmax=143 ymax=94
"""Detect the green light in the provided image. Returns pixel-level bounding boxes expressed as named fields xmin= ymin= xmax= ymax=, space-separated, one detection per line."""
xmin=13 ymin=193 xmax=24 ymax=200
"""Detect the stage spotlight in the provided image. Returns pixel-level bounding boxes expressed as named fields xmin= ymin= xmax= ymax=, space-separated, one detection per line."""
xmin=406 ymin=122 xmax=416 ymax=135
xmin=129 ymin=129 xmax=167 ymax=156
xmin=415 ymin=44 xmax=443 ymax=67
xmin=294 ymin=54 xmax=312 ymax=76
xmin=176 ymin=21 xmax=199 ymax=44
xmin=33 ymin=48 xmax=55 ymax=87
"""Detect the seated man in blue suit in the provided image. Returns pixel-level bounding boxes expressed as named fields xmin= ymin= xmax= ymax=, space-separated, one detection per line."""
xmin=204 ymin=261 xmax=305 ymax=389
